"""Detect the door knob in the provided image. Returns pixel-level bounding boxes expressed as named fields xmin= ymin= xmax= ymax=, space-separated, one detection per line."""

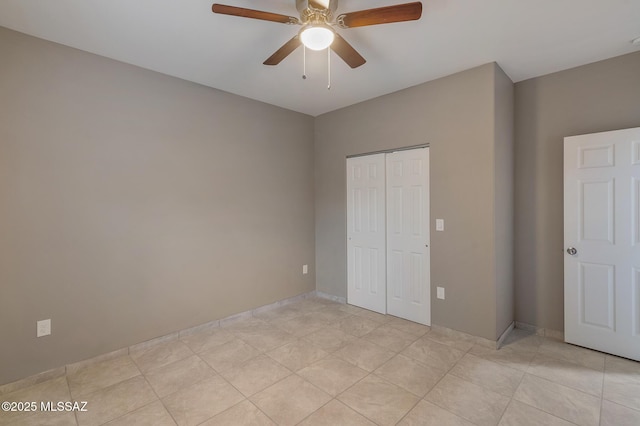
xmin=566 ymin=247 xmax=577 ymax=255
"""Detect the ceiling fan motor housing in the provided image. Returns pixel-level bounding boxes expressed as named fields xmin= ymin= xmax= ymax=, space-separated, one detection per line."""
xmin=296 ymin=0 xmax=339 ymax=21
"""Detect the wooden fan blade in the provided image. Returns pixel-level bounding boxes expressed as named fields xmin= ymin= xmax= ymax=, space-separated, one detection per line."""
xmin=263 ymin=36 xmax=301 ymax=65
xmin=212 ymin=4 xmax=300 ymax=25
xmin=337 ymin=2 xmax=422 ymax=28
xmin=331 ymin=34 xmax=366 ymax=68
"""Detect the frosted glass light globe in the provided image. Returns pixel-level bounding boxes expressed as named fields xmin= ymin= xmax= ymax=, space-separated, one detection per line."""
xmin=300 ymin=25 xmax=335 ymax=51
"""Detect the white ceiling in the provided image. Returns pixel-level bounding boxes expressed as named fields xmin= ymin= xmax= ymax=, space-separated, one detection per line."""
xmin=1 ymin=0 xmax=639 ymax=116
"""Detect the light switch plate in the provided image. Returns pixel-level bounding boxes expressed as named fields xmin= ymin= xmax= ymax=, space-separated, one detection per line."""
xmin=437 ymin=287 xmax=445 ymax=300
xmin=436 ymin=219 xmax=444 ymax=231
xmin=303 ymin=264 xmax=308 ymax=275
xmin=37 ymin=319 xmax=51 ymax=337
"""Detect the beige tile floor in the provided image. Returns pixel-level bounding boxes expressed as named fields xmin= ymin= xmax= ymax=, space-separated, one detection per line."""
xmin=1 ymin=297 xmax=640 ymax=426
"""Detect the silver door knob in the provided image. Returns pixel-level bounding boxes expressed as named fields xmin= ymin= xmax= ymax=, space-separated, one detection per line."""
xmin=567 ymin=247 xmax=577 ymax=255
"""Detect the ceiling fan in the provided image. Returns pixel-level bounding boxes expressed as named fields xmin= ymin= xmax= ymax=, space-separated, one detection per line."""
xmin=211 ymin=0 xmax=423 ymax=69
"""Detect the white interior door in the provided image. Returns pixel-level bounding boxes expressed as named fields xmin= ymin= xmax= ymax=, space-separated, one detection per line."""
xmin=564 ymin=127 xmax=640 ymax=361
xmin=347 ymin=154 xmax=387 ymax=314
xmin=386 ymin=148 xmax=431 ymax=325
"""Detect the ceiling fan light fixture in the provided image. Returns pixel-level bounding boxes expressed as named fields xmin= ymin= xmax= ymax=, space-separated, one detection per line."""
xmin=300 ymin=24 xmax=334 ymax=50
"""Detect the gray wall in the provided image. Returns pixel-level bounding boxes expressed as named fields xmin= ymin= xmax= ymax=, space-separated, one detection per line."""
xmin=9 ymin=24 xmax=637 ymax=385
xmin=0 ymin=27 xmax=315 ymax=385
xmin=514 ymin=51 xmax=640 ymax=331
xmin=494 ymin=66 xmax=515 ymax=337
xmin=315 ymin=63 xmax=513 ymax=340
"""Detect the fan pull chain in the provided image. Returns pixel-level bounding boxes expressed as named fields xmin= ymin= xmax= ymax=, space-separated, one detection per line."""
xmin=302 ymin=45 xmax=307 ymax=80
xmin=327 ymin=48 xmax=331 ymax=90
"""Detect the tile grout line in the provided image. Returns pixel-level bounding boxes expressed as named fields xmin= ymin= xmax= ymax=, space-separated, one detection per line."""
xmin=415 ymin=334 xmax=479 ymax=425
xmin=495 ymin=367 xmax=529 ymax=426
xmin=242 ymin=373 xmax=298 ymax=422
xmin=516 ymin=373 xmax=602 ymax=425
xmin=526 ymin=353 xmax=606 ymax=399
xmin=4 ymin=299 xmax=639 ymax=426
xmin=288 ymin=372 xmax=340 ymax=424
xmin=598 ymin=395 xmax=604 ymax=426
xmin=294 ymin=396 xmax=336 ymax=425
xmin=62 ymin=375 xmax=81 ymax=426
xmin=140 ymin=351 xmax=213 ymax=423
xmin=331 ymin=334 xmax=431 ymax=426
xmin=183 ymin=371 xmax=247 ymax=426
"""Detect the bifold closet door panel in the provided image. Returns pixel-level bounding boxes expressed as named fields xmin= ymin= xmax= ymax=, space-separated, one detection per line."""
xmin=386 ymin=148 xmax=431 ymax=325
xmin=346 ymin=153 xmax=387 ymax=314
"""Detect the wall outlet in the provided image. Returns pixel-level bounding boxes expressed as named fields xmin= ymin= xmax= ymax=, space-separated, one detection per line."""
xmin=437 ymin=287 xmax=445 ymax=300
xmin=302 ymin=264 xmax=308 ymax=275
xmin=436 ymin=219 xmax=445 ymax=231
xmin=37 ymin=319 xmax=51 ymax=337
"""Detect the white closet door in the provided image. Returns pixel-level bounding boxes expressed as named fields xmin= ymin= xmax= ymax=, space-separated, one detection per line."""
xmin=347 ymin=154 xmax=387 ymax=314
xmin=564 ymin=127 xmax=640 ymax=361
xmin=386 ymin=148 xmax=431 ymax=325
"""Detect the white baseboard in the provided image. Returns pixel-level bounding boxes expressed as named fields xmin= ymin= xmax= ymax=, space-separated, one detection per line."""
xmin=430 ymin=324 xmax=498 ymax=349
xmin=0 ymin=367 xmax=66 ymax=396
xmin=496 ymin=322 xmax=515 ymax=349
xmin=315 ymin=291 xmax=346 ymax=304
xmin=515 ymin=321 xmax=564 ymax=341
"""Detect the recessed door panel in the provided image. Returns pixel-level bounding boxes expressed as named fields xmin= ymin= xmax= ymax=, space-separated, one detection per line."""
xmin=633 ymin=141 xmax=640 ymax=165
xmin=368 ymin=248 xmax=379 ymax=295
xmin=579 ymin=262 xmax=615 ymax=330
xmin=390 ymin=187 xmax=403 ymax=235
xmin=410 ymin=186 xmax=422 ymax=236
xmin=635 ymin=269 xmax=640 ymax=336
xmin=409 ymin=252 xmax=422 ymax=304
xmin=578 ymin=145 xmax=614 ymax=168
xmin=353 ymin=188 xmax=362 ymax=232
xmin=390 ymin=250 xmax=403 ymax=300
xmin=634 ymin=179 xmax=640 ymax=246
xmin=368 ymin=188 xmax=378 ymax=232
xmin=579 ymin=179 xmax=614 ymax=244
xmin=353 ymin=246 xmax=362 ymax=290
